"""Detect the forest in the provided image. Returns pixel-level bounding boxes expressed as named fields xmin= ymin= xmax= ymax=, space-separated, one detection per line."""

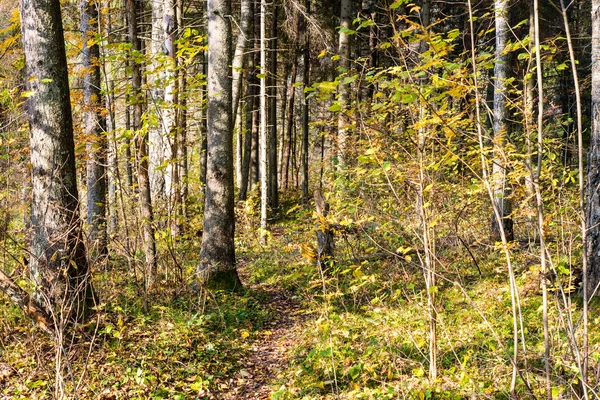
xmin=0 ymin=0 xmax=599 ymax=398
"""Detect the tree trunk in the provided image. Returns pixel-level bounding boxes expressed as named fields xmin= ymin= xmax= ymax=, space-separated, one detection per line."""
xmin=268 ymin=3 xmax=279 ymax=213
xmin=336 ymin=0 xmax=351 ymax=169
xmin=301 ymin=0 xmax=311 ymax=201
xmin=490 ymin=0 xmax=514 ymax=242
xmin=176 ymin=0 xmax=188 ymax=224
xmin=82 ymin=0 xmax=107 ymax=260
xmin=149 ymin=0 xmax=166 ymax=201
xmin=282 ymin=51 xmax=298 ymax=191
xmin=259 ymin=0 xmax=269 ymax=242
xmin=20 ymin=0 xmax=94 ymax=320
xmin=587 ymin=0 xmax=600 ymax=300
xmin=163 ymin=0 xmax=178 ymax=215
xmin=199 ymin=50 xmax=208 ymax=192
xmin=197 ymin=0 xmax=242 ymax=290
xmin=233 ymin=0 xmax=252 ymax=189
xmin=127 ymin=0 xmax=157 ymax=288
xmin=239 ymin=21 xmax=257 ymax=201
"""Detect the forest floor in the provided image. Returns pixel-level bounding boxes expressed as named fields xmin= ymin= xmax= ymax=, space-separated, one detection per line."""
xmin=0 ymin=196 xmax=600 ymax=399
xmin=219 ymin=283 xmax=306 ymax=399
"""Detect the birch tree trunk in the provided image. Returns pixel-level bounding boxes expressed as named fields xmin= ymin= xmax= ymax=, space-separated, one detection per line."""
xmin=259 ymin=0 xmax=268 ymax=241
xmin=20 ymin=0 xmax=94 ymax=319
xmin=197 ymin=0 xmax=242 ymax=290
xmin=149 ymin=0 xmax=166 ymax=199
xmin=336 ymin=0 xmax=351 ymax=169
xmin=490 ymin=0 xmax=514 ymax=242
xmin=233 ymin=0 xmax=252 ymax=189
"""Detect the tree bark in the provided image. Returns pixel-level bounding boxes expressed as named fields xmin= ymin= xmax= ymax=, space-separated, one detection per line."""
xmin=199 ymin=49 xmax=208 ymax=192
xmin=176 ymin=0 xmax=188 ymax=225
xmin=301 ymin=0 xmax=311 ymax=201
xmin=149 ymin=0 xmax=166 ymax=200
xmin=490 ymin=0 xmax=514 ymax=242
xmin=239 ymin=20 xmax=257 ymax=201
xmin=20 ymin=0 xmax=95 ymax=320
xmin=259 ymin=0 xmax=268 ymax=242
xmin=268 ymin=3 xmax=279 ymax=213
xmin=127 ymin=0 xmax=157 ymax=288
xmin=336 ymin=0 xmax=351 ymax=169
xmin=197 ymin=0 xmax=242 ymax=290
xmin=81 ymin=0 xmax=107 ymax=259
xmin=233 ymin=0 xmax=252 ymax=189
xmin=587 ymin=0 xmax=600 ymax=300
xmin=283 ymin=54 xmax=298 ymax=190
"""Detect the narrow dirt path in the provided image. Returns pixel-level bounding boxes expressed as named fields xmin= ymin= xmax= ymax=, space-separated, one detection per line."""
xmin=221 ymin=286 xmax=306 ymax=399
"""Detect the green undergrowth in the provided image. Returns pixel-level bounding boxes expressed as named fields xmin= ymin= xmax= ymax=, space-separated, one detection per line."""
xmin=1 ymin=194 xmax=599 ymax=399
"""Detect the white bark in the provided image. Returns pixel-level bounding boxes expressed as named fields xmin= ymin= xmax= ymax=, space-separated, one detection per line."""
xmin=259 ymin=0 xmax=268 ymax=242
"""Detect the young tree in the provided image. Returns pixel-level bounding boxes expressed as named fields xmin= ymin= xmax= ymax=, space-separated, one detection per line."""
xmin=81 ymin=0 xmax=107 ymax=258
xmin=336 ymin=0 xmax=351 ymax=169
xmin=233 ymin=0 xmax=252 ymax=189
xmin=20 ymin=0 xmax=94 ymax=320
xmin=301 ymin=0 xmax=310 ymax=201
xmin=197 ymin=0 xmax=242 ymax=289
xmin=490 ymin=0 xmax=514 ymax=241
xmin=259 ymin=0 xmax=268 ymax=241
xmin=127 ymin=0 xmax=158 ymax=288
xmin=268 ymin=3 xmax=279 ymax=212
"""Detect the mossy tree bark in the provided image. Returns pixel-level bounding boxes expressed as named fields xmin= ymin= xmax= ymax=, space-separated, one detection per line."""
xmin=20 ymin=0 xmax=94 ymax=321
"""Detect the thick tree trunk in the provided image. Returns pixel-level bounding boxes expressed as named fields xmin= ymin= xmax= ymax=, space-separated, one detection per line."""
xmin=197 ymin=0 xmax=242 ymax=290
xmin=82 ymin=0 xmax=107 ymax=259
xmin=19 ymin=0 xmax=94 ymax=320
xmin=127 ymin=0 xmax=157 ymax=288
xmin=587 ymin=0 xmax=600 ymax=300
xmin=490 ymin=0 xmax=514 ymax=242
